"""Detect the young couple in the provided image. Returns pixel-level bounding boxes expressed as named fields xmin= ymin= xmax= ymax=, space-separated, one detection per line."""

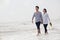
xmin=32 ymin=6 xmax=51 ymax=35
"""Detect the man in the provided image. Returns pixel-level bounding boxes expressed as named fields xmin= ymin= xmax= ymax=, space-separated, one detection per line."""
xmin=32 ymin=6 xmax=43 ymax=36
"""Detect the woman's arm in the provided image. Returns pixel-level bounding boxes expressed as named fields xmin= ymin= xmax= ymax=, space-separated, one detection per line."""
xmin=47 ymin=14 xmax=50 ymax=22
xmin=47 ymin=14 xmax=52 ymax=26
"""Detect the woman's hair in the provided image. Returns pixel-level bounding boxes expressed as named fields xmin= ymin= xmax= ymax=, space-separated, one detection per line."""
xmin=43 ymin=8 xmax=47 ymax=13
xmin=35 ymin=6 xmax=39 ymax=9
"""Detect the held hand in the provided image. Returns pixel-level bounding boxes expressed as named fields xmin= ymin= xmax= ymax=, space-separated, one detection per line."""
xmin=40 ymin=20 xmax=43 ymax=24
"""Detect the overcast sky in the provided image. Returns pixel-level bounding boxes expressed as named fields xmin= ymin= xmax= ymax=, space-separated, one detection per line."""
xmin=0 ymin=0 xmax=60 ymax=22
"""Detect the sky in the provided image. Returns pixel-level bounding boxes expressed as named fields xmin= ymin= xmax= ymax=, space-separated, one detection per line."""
xmin=0 ymin=0 xmax=60 ymax=22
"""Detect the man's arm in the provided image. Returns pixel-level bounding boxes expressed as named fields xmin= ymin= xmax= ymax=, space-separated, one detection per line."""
xmin=32 ymin=13 xmax=35 ymax=23
xmin=40 ymin=12 xmax=43 ymax=23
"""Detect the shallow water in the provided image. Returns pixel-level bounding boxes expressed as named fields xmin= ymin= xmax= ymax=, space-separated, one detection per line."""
xmin=0 ymin=20 xmax=60 ymax=40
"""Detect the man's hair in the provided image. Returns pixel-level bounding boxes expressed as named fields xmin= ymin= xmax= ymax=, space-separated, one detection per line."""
xmin=35 ymin=6 xmax=39 ymax=9
xmin=43 ymin=8 xmax=47 ymax=12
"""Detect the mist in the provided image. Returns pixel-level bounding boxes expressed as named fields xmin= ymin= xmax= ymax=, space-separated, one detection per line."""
xmin=0 ymin=0 xmax=60 ymax=23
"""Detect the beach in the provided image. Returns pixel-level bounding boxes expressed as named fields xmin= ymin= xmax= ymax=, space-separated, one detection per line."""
xmin=0 ymin=20 xmax=60 ymax=40
xmin=0 ymin=0 xmax=60 ymax=40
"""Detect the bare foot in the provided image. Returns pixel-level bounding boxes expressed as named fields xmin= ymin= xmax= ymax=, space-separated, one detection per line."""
xmin=36 ymin=33 xmax=41 ymax=36
xmin=36 ymin=33 xmax=39 ymax=36
xmin=45 ymin=32 xmax=48 ymax=35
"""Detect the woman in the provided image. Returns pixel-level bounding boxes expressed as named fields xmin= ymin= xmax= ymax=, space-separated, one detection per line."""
xmin=43 ymin=8 xmax=51 ymax=34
